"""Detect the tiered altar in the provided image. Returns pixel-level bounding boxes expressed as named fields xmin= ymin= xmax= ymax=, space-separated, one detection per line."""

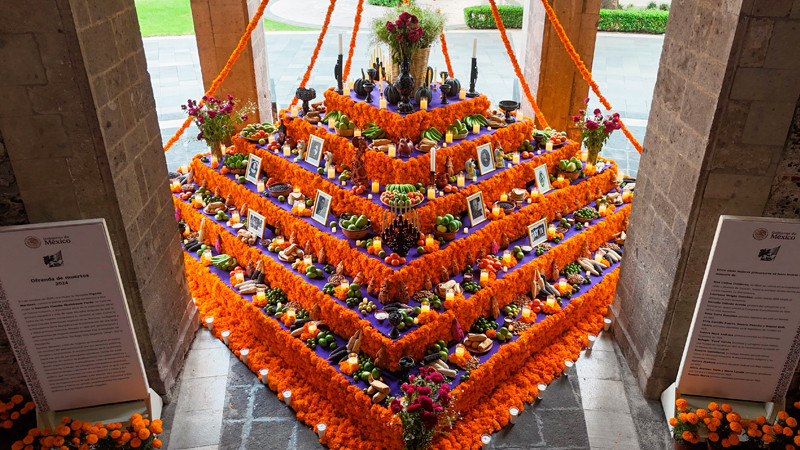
xmin=172 ymin=75 xmax=632 ymax=447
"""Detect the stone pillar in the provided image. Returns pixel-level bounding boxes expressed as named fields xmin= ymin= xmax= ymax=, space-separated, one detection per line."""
xmin=0 ymin=0 xmax=196 ymax=397
xmin=521 ymin=0 xmax=599 ymax=139
xmin=190 ymin=0 xmax=273 ymax=123
xmin=612 ymin=0 xmax=800 ymax=398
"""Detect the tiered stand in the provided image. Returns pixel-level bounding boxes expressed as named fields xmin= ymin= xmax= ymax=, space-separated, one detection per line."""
xmin=174 ymin=86 xmax=631 ymax=448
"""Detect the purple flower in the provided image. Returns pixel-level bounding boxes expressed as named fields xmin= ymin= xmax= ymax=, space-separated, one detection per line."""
xmin=386 ymin=21 xmax=396 ymax=32
xmin=586 ymin=120 xmax=599 ymax=130
xmin=593 ymin=108 xmax=601 ymax=115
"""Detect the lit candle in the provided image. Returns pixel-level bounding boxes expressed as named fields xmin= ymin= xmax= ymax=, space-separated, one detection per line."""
xmin=472 ymin=38 xmax=477 ymax=58
xmin=210 ymin=154 xmax=219 ymax=168
xmin=459 ymin=88 xmax=466 ymax=100
xmin=480 ymin=269 xmax=488 ymax=284
xmin=430 ymin=147 xmax=436 ymax=173
xmin=234 ymin=270 xmax=245 ymax=285
xmin=286 ymin=309 xmax=296 ymax=321
xmin=202 ymin=249 xmax=212 ymax=266
xmin=275 ymin=236 xmax=285 ymax=245
xmin=446 ymin=288 xmax=454 ymax=301
xmin=340 ymin=280 xmax=350 ymax=291
xmin=456 ymin=173 xmax=465 ymax=187
xmin=328 ymin=118 xmax=336 ymax=129
xmin=427 ymin=186 xmax=435 ymax=200
xmin=598 ymin=204 xmax=607 ymax=216
xmin=425 ymin=234 xmax=434 ymax=247
xmin=421 ymin=301 xmax=430 ymax=312
xmin=268 ymin=135 xmax=275 ymax=144
xmin=512 ymin=152 xmax=520 ymax=165
xmin=179 ymin=164 xmax=189 ymax=174
xmin=521 ymin=306 xmax=531 ymax=319
xmin=232 ymin=211 xmax=241 ymax=224
xmin=283 ymin=144 xmax=291 ymax=157
xmin=586 ymin=163 xmax=594 ymax=173
xmin=546 ymin=141 xmax=553 ymax=152
xmin=472 ymin=122 xmax=480 ymax=134
xmin=594 ymin=252 xmax=604 ymax=263
xmin=379 ymin=97 xmax=386 ymax=109
xmin=308 ymin=322 xmax=317 ymax=334
xmin=557 ymin=175 xmax=565 ymax=183
xmin=240 ymin=348 xmax=249 ymax=364
xmin=327 ymin=165 xmax=336 ymax=179
xmin=420 ymin=98 xmax=428 ymax=111
xmin=388 ymin=144 xmax=396 ymax=158
xmin=205 ymin=316 xmax=214 ymax=331
xmin=293 ymin=186 xmax=301 ymax=194
xmin=344 ymin=85 xmax=351 ymax=96
xmin=373 ymin=237 xmax=381 ymax=251
xmin=256 ymin=288 xmax=266 ymax=303
xmin=464 ymin=227 xmax=469 ymax=234
xmin=472 ymin=175 xmax=478 ymax=183
xmin=347 ymin=353 xmax=358 ymax=365
xmin=500 ymin=193 xmax=508 ymax=202
xmin=455 ymin=344 xmax=465 ymax=357
xmin=547 ymin=224 xmax=556 ymax=239
xmin=354 ymin=127 xmax=361 ymax=137
xmin=290 ymin=106 xmax=298 ymax=118
xmin=492 ymin=205 xmax=500 ymax=216
xmin=221 ymin=330 xmax=230 ymax=345
xmin=371 ymin=180 xmax=379 ymax=193
xmin=303 ymin=254 xmax=312 ymax=265
xmin=558 ymin=278 xmax=568 ymax=292
xmin=368 ymin=193 xmax=372 ymax=200
xmin=445 ymin=131 xmax=453 ymax=143
xmin=170 ymin=179 xmax=181 ymax=192
xmin=257 ymin=179 xmax=265 ymax=193
xmin=503 ymin=250 xmax=512 ymax=265
xmin=546 ymin=295 xmax=556 ymax=307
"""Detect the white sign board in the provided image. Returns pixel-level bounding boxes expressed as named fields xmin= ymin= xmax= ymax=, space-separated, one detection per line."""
xmin=0 ymin=220 xmax=149 ymax=412
xmin=676 ymin=216 xmax=800 ymax=403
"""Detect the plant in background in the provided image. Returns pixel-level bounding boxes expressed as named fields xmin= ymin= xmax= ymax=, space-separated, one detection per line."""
xmin=182 ymin=94 xmax=253 ymax=160
xmin=669 ymin=398 xmax=701 ymax=448
xmin=390 ymin=367 xmax=457 ymax=450
xmin=372 ymin=4 xmax=444 ymax=62
xmin=572 ymin=98 xmax=621 ymax=165
xmin=11 ymin=414 xmax=163 ymax=450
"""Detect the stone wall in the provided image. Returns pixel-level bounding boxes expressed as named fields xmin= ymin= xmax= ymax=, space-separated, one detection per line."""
xmin=613 ymin=0 xmax=800 ymax=397
xmin=0 ymin=0 xmax=195 ymax=397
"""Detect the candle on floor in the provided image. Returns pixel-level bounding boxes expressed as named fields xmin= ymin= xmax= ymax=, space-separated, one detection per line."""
xmin=427 ymin=186 xmax=435 ymax=200
xmin=459 ymin=88 xmax=466 ymax=100
xmin=275 ymin=236 xmax=285 ymax=245
xmin=286 ymin=309 xmax=296 ymax=322
xmin=170 ymin=179 xmax=181 ymax=192
xmin=373 ymin=237 xmax=381 ymax=252
xmin=464 ymin=227 xmax=469 ymax=234
xmin=499 ymin=193 xmax=508 ymax=202
xmin=456 ymin=173 xmax=465 ymax=187
xmin=420 ymin=98 xmax=428 ymax=111
xmin=509 ymin=408 xmax=519 ymax=424
xmin=240 ymin=348 xmax=249 ymax=364
xmin=455 ymin=344 xmax=465 ymax=357
xmin=563 ymin=360 xmax=574 ymax=374
xmin=480 ymin=435 xmax=490 ymax=448
xmin=259 ymin=368 xmax=269 ymax=384
xmin=512 ymin=151 xmax=520 ymax=165
xmin=268 ymin=135 xmax=275 ymax=144
xmin=546 ymin=141 xmax=553 ymax=152
xmin=587 ymin=334 xmax=597 ymax=349
xmin=232 ymin=211 xmax=241 ymax=224
xmin=546 ymin=296 xmax=556 ymax=308
xmin=604 ymin=317 xmax=612 ymax=331
xmin=204 ymin=316 xmax=214 ymax=331
xmin=425 ymin=234 xmax=434 ymax=247
xmin=344 ymin=85 xmax=351 ymax=96
xmin=283 ymin=390 xmax=292 ymax=406
xmin=594 ymin=252 xmax=604 ymax=263
xmin=257 ymin=179 xmax=265 ymax=193
xmin=371 ymin=180 xmax=379 ymax=193
xmin=557 ymin=175 xmax=565 ymax=183
xmin=472 ymin=175 xmax=478 ymax=183
xmin=297 ymin=202 xmax=306 ymax=213
xmin=340 ymin=280 xmax=350 ymax=291
xmin=221 ymin=330 xmax=230 ymax=345
xmin=547 ymin=224 xmax=556 ymax=239
xmin=558 ymin=278 xmax=567 ymax=292
xmin=290 ymin=106 xmax=297 ymax=117
xmin=307 ymin=322 xmax=317 ymax=334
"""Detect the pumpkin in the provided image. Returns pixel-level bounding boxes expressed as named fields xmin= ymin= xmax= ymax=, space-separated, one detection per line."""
xmin=354 ymin=78 xmax=374 ymax=97
xmin=444 ymin=77 xmax=461 ymax=98
xmin=414 ymin=85 xmax=432 ymax=105
xmin=384 ymin=84 xmax=400 ymax=104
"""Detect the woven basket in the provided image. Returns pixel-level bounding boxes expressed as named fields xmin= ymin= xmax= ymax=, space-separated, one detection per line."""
xmin=387 ymin=47 xmax=431 ymax=91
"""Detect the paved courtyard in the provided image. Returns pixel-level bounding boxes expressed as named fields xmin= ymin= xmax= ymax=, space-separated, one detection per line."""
xmin=146 ymin=31 xmax=662 ymax=178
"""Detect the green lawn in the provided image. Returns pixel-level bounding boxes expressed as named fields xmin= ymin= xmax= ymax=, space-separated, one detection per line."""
xmin=134 ymin=0 xmax=316 ymax=37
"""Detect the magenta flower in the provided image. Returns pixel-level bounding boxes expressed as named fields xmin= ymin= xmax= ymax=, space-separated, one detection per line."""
xmin=406 ymin=402 xmax=421 ymax=414
xmin=428 ymin=372 xmax=443 ymax=384
xmin=390 ymin=398 xmax=403 ymax=414
xmin=420 ymin=396 xmax=434 ymax=411
xmin=417 ymin=386 xmax=432 ymax=396
xmin=207 ymin=110 xmax=217 ymax=119
xmin=586 ymin=120 xmax=599 ymax=130
xmin=420 ymin=410 xmax=438 ymax=429
xmin=572 ymin=115 xmax=581 ymax=122
xmin=386 ymin=21 xmax=396 ymax=32
xmin=584 ymin=97 xmax=589 ymax=103
xmin=593 ymin=108 xmax=601 ymax=115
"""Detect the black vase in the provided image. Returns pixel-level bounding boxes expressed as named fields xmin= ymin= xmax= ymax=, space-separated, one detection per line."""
xmin=394 ymin=58 xmax=415 ymax=115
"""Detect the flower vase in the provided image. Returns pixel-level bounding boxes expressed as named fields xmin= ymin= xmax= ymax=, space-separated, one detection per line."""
xmin=209 ymin=140 xmax=225 ymax=161
xmin=586 ymin=144 xmax=602 ymax=165
xmin=394 ymin=58 xmax=415 ymax=115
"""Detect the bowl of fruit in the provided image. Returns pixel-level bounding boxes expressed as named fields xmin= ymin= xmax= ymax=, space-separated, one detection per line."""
xmin=532 ymin=128 xmax=568 ymax=150
xmin=380 ymin=184 xmax=424 ymax=208
xmin=241 ymin=122 xmax=277 ymax=144
xmin=223 ymin=153 xmax=247 ymax=175
xmin=556 ymin=157 xmax=583 ymax=180
xmin=574 ymin=206 xmax=598 ymax=223
xmin=434 ymin=214 xmax=462 ymax=241
xmin=339 ymin=213 xmax=371 ymax=240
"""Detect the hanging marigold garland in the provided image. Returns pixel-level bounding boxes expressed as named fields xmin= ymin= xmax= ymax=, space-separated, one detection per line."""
xmin=538 ymin=0 xmax=643 ymax=153
xmin=486 ymin=0 xmax=549 ymax=129
xmin=163 ymin=0 xmax=271 ymax=152
xmin=439 ymin=32 xmax=454 ymax=78
xmin=342 ymin=0 xmax=365 ymax=82
xmin=290 ymin=0 xmax=338 ymax=108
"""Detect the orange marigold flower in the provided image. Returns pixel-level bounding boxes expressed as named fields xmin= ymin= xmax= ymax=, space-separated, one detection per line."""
xmin=86 ymin=434 xmax=98 ymax=445
xmin=11 ymin=412 xmax=19 ymax=420
xmin=98 ymin=428 xmax=108 ymax=438
xmin=763 ymin=434 xmax=774 ymax=443
xmin=794 ymin=436 xmax=800 ymax=446
xmin=726 ymin=413 xmax=739 ymax=423
xmin=121 ymin=432 xmax=131 ymax=443
xmin=70 ymin=420 xmax=82 ymax=431
xmin=11 ymin=442 xmax=24 ymax=450
xmin=79 ymin=444 xmax=89 ymax=450
xmin=712 ymin=410 xmax=723 ymax=420
xmin=110 ymin=430 xmax=121 ymax=439
xmin=678 ymin=413 xmax=687 ymax=422
xmin=682 ymin=431 xmax=693 ymax=441
xmin=61 ymin=417 xmax=70 ymax=424
xmin=131 ymin=437 xmax=142 ymax=448
xmin=130 ymin=414 xmax=143 ymax=422
xmin=779 ymin=412 xmax=789 ymax=421
xmin=721 ymin=404 xmax=732 ymax=413
xmin=766 ymin=424 xmax=775 ymax=434
xmin=776 ymin=424 xmax=785 ymax=434
xmin=730 ymin=422 xmax=742 ymax=434
xmin=54 ymin=436 xmax=64 ymax=446
xmin=748 ymin=429 xmax=759 ymax=437
xmin=708 ymin=402 xmax=719 ymax=411
xmin=697 ymin=409 xmax=708 ymax=419
xmin=721 ymin=438 xmax=730 ymax=448
xmin=138 ymin=428 xmax=150 ymax=440
xmin=788 ymin=417 xmax=798 ymax=428
xmin=669 ymin=418 xmax=678 ymax=426
xmin=712 ymin=418 xmax=721 ymax=427
xmin=729 ymin=434 xmax=739 ymax=445
xmin=676 ymin=398 xmax=687 ymax=411
xmin=71 ymin=438 xmax=79 ymax=446
xmin=22 ymin=436 xmax=34 ymax=445
xmin=153 ymin=438 xmax=163 ymax=448
xmin=784 ymin=427 xmax=794 ymax=437
xmin=708 ymin=424 xmax=717 ymax=432
xmin=56 ymin=425 xmax=70 ymax=436
xmin=2 ymin=420 xmax=12 ymax=429
xmin=687 ymin=413 xmax=698 ymax=424
xmin=708 ymin=432 xmax=719 ymax=442
xmin=11 ymin=395 xmax=23 ymax=404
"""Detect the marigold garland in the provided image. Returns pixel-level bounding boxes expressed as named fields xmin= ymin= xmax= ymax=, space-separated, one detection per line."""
xmin=342 ymin=0 xmax=365 ymax=82
xmin=290 ymin=0 xmax=337 ymax=108
xmin=163 ymin=0 xmax=271 ymax=152
xmin=439 ymin=32 xmax=454 ymax=78
xmin=537 ymin=0 xmax=643 ymax=153
xmin=486 ymin=0 xmax=549 ymax=129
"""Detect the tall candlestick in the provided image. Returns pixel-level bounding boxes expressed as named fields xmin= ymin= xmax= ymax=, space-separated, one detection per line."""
xmin=472 ymin=38 xmax=477 ymax=58
xmin=430 ymin=147 xmax=436 ymax=173
xmin=338 ymin=34 xmax=343 ymax=54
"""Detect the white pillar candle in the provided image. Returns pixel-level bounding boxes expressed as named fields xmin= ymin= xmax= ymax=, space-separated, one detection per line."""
xmin=456 ymin=173 xmax=465 ymax=187
xmin=221 ymin=330 xmax=230 ymax=345
xmin=509 ymin=408 xmax=519 ymax=424
xmin=604 ymin=317 xmax=612 ymax=331
xmin=536 ymin=383 xmax=547 ymax=402
xmin=472 ymin=38 xmax=477 ymax=58
xmin=338 ymin=34 xmax=343 ymax=54
xmin=512 ymin=152 xmax=520 ymax=165
xmin=379 ymin=97 xmax=387 ymax=109
xmin=317 ymin=423 xmax=326 ymax=439
xmin=205 ymin=316 xmax=213 ymax=331
xmin=587 ymin=334 xmax=597 ymax=349
xmin=259 ymin=368 xmax=269 ymax=384
xmin=563 ymin=360 xmax=574 ymax=375
xmin=472 ymin=122 xmax=479 ymax=134
xmin=480 ymin=434 xmax=490 ymax=448
xmin=427 ymin=186 xmax=435 ymax=200
xmin=430 ymin=147 xmax=436 ymax=173
xmin=459 ymin=88 xmax=466 ymax=100
xmin=327 ymin=165 xmax=336 ymax=179
xmin=240 ymin=348 xmax=249 ymax=364
xmin=545 ymin=141 xmax=553 ymax=152
xmin=283 ymin=390 xmax=292 ymax=406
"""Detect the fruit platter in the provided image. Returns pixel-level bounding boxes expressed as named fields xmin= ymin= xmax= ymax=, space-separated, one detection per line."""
xmin=241 ymin=122 xmax=277 ymax=143
xmin=223 ymin=153 xmax=247 ymax=175
xmin=339 ymin=213 xmax=371 ymax=240
xmin=380 ymin=184 xmax=425 ymax=208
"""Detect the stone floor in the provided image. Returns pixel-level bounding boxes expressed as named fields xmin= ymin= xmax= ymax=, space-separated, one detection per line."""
xmin=145 ymin=31 xmax=662 ymax=178
xmin=157 ymin=327 xmax=670 ymax=450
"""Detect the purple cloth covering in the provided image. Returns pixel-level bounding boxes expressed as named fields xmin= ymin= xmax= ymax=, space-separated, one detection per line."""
xmin=346 ymin=82 xmax=474 ymax=114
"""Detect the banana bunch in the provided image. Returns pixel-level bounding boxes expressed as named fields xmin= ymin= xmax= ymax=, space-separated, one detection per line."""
xmin=421 ymin=127 xmax=443 ymax=142
xmin=362 ymin=122 xmax=385 ymax=139
xmin=323 ymin=110 xmax=341 ymax=123
xmin=462 ymin=114 xmax=488 ymax=129
xmin=386 ymin=184 xmax=417 ymax=193
xmin=447 ymin=119 xmax=468 ymax=137
xmin=211 ymin=254 xmax=237 ymax=271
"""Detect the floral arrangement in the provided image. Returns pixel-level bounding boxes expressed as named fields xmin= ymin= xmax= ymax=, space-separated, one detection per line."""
xmin=669 ymin=398 xmax=701 ymax=445
xmin=11 ymin=414 xmax=162 ymax=450
xmin=183 ymin=95 xmax=253 ymax=158
xmin=373 ymin=5 xmax=444 ymax=62
xmin=390 ymin=367 xmax=457 ymax=450
xmin=572 ymin=97 xmax=621 ymax=164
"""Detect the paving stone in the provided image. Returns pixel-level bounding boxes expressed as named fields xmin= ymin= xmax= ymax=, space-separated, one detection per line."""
xmin=176 ymin=375 xmax=229 ymax=413
xmin=252 ymin=389 xmax=295 ymax=418
xmin=577 ymin=378 xmax=631 ymax=414
xmin=294 ymin=422 xmax=324 ymax=449
xmin=536 ymin=376 xmax=582 ymax=410
xmin=219 ymin=420 xmax=244 ymax=450
xmin=227 ymin=353 xmax=259 ymax=387
xmin=223 ymin=386 xmax=252 ymax=420
xmin=539 ymin=408 xmax=591 ymax=449
xmin=575 ymin=347 xmax=622 ymax=381
xmin=492 ymin=408 xmax=545 ymax=448
xmin=246 ymin=419 xmax=296 ymax=449
xmin=168 ymin=408 xmax=223 ymax=449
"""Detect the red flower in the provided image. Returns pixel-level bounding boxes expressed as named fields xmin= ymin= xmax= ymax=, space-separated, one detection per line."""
xmin=390 ymin=398 xmax=402 ymax=413
xmin=420 ymin=410 xmax=438 ymax=429
xmin=585 ymin=120 xmax=599 ymax=130
xmin=385 ymin=21 xmax=396 ymax=33
xmin=419 ymin=396 xmax=434 ymax=412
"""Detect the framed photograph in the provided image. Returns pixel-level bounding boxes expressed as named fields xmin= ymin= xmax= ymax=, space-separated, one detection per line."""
xmin=533 ymin=163 xmax=551 ymax=194
xmin=245 ymin=154 xmax=262 ymax=185
xmin=247 ymin=210 xmax=266 ymax=239
xmin=306 ymin=135 xmax=325 ymax=168
xmin=465 ymin=191 xmax=487 ymax=228
xmin=527 ymin=218 xmax=548 ymax=248
xmin=476 ymin=143 xmax=495 ymax=176
xmin=311 ymin=190 xmax=332 ymax=225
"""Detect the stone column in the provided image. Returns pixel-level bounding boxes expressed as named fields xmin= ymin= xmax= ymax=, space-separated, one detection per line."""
xmin=520 ymin=0 xmax=599 ymax=139
xmin=0 ymin=0 xmax=196 ymax=397
xmin=612 ymin=0 xmax=800 ymax=398
xmin=190 ymin=0 xmax=273 ymax=123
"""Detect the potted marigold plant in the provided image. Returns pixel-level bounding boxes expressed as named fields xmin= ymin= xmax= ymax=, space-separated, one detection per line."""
xmin=390 ymin=367 xmax=457 ymax=450
xmin=704 ymin=402 xmax=743 ymax=449
xmin=769 ymin=411 xmax=799 ymax=450
xmin=741 ymin=415 xmax=774 ymax=449
xmin=182 ymin=94 xmax=253 ymax=161
xmin=572 ymin=97 xmax=621 ymax=165
xmin=670 ymin=399 xmax=703 ymax=449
